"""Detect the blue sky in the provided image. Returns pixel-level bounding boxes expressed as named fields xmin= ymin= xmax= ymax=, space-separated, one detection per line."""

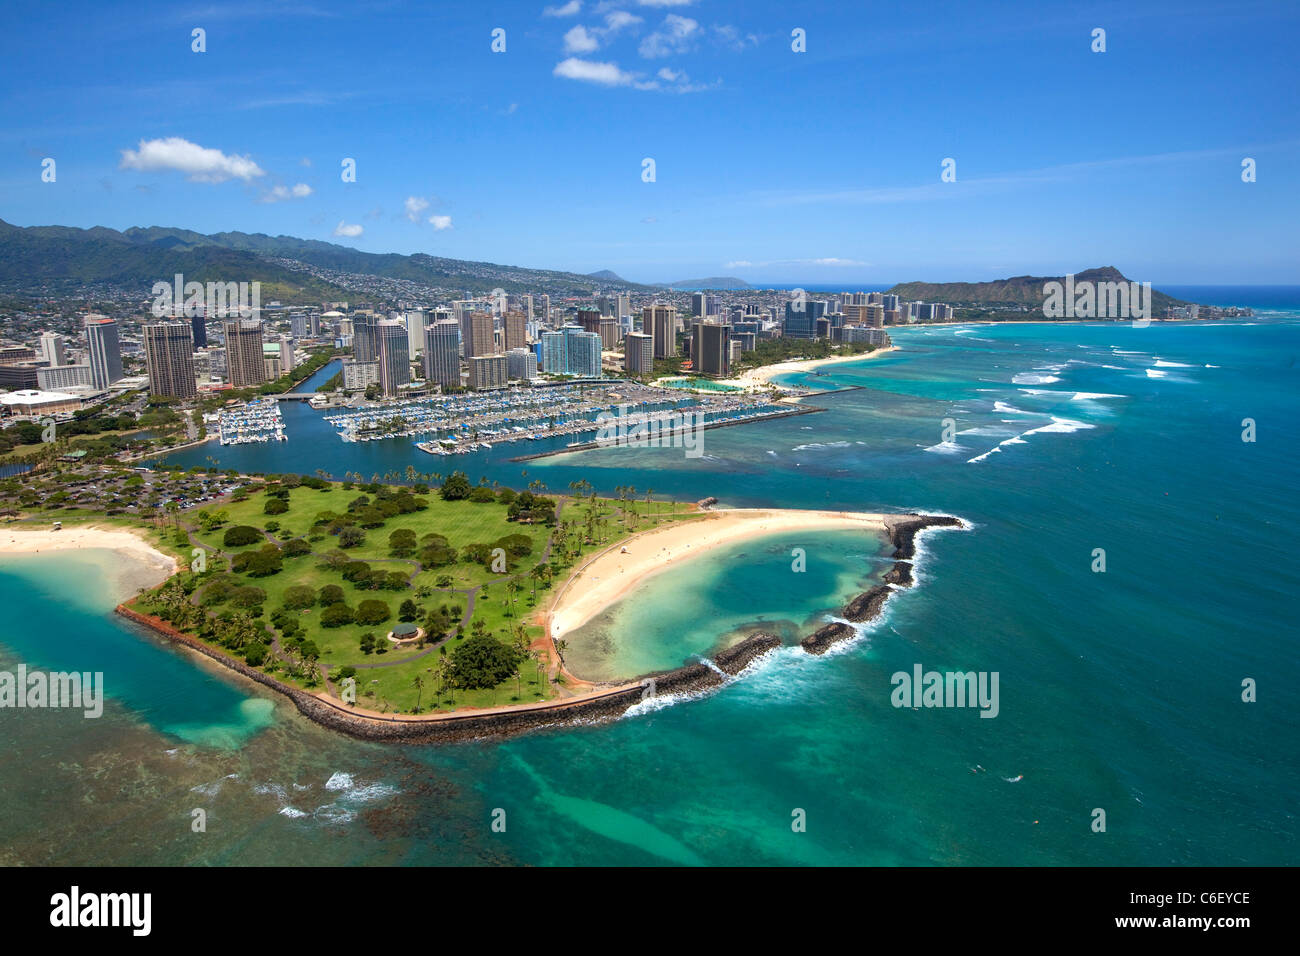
xmin=1 ymin=0 xmax=1297 ymax=285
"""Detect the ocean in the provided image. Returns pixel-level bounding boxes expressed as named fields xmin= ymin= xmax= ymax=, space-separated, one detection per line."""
xmin=1 ymin=300 xmax=1296 ymax=865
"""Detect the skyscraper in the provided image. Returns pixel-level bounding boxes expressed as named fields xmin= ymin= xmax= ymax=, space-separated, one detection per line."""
xmin=143 ymin=322 xmax=197 ymax=399
xmin=506 ymin=348 xmax=537 ymax=381
xmin=468 ymin=354 xmax=508 ymax=391
xmin=541 ymin=326 xmax=602 ymax=377
xmin=352 ymin=312 xmax=379 ymax=362
xmin=624 ymin=331 xmax=654 ymax=375
xmin=85 ymin=316 xmax=123 ymax=389
xmin=423 ymin=320 xmax=461 ymax=390
xmin=404 ymin=310 xmax=426 ymax=356
xmin=691 ymin=320 xmax=733 ymax=376
xmin=223 ymin=318 xmax=267 ymax=386
xmin=504 ymin=311 xmax=528 ymax=352
xmin=191 ymin=314 xmax=208 ymax=348
xmin=465 ymin=312 xmax=495 ymax=360
xmin=39 ymin=331 xmax=66 ymax=366
xmin=643 ymin=304 xmax=677 ymax=359
xmin=783 ymin=299 xmax=826 ymax=339
xmin=377 ymin=320 xmax=411 ymax=396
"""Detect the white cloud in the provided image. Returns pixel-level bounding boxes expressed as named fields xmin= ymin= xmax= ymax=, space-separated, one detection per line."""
xmin=725 ymin=260 xmax=752 ymax=268
xmin=637 ymin=0 xmax=694 ymax=7
xmin=404 ymin=196 xmax=431 ymax=221
xmin=808 ymin=258 xmax=866 ymax=266
xmin=543 ymin=0 xmax=582 ymax=16
xmin=564 ymin=25 xmax=600 ymax=53
xmin=639 ymin=14 xmax=699 ymax=58
xmin=603 ymin=10 xmax=642 ymax=32
xmin=333 ymin=221 xmax=363 ymax=237
xmin=260 ymin=182 xmax=313 ymax=203
xmin=657 ymin=67 xmax=682 ymax=81
xmin=553 ymin=57 xmax=635 ymax=85
xmin=428 ymin=215 xmax=453 ymax=230
xmin=299 ymin=156 xmax=312 ymax=167
xmin=119 ymin=136 xmax=264 ymax=183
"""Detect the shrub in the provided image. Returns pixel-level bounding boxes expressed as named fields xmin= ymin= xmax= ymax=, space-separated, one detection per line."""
xmin=355 ymin=599 xmax=391 ymax=625
xmin=319 ymin=584 xmax=345 ymax=606
xmin=468 ymin=486 xmax=496 ymax=503
xmin=230 ymin=585 xmax=267 ymax=608
xmin=223 ymin=525 xmax=262 ymax=547
xmin=320 ymin=603 xmax=355 ymax=627
xmin=283 ymin=538 xmax=311 ymax=557
xmin=264 ymin=498 xmax=288 ymax=515
xmin=450 ymin=634 xmax=524 ymax=690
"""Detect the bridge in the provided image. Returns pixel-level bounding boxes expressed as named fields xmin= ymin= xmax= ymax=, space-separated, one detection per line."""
xmin=270 ymin=393 xmax=320 ymax=401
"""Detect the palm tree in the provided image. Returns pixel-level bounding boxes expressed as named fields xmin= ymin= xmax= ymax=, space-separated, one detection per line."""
xmin=412 ymin=674 xmax=424 ymax=712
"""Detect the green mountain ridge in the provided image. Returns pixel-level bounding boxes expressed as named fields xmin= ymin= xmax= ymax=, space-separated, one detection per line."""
xmin=887 ymin=266 xmax=1189 ymax=311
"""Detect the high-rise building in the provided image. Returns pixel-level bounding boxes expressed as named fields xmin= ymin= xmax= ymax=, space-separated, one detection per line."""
xmin=866 ymin=304 xmax=885 ymax=328
xmin=352 ymin=312 xmax=379 ymax=363
xmin=881 ymin=294 xmax=900 ymax=311
xmin=598 ymin=316 xmax=620 ymax=350
xmin=404 ymin=310 xmax=427 ymax=356
xmin=691 ymin=321 xmax=733 ymax=376
xmin=278 ymin=334 xmax=296 ymax=373
xmin=190 ymin=315 xmax=208 ymax=348
xmin=783 ymin=299 xmax=826 ymax=339
xmin=464 ymin=312 xmax=495 ymax=360
xmin=143 ymin=322 xmax=197 ymax=399
xmin=539 ymin=294 xmax=551 ymax=324
xmin=468 ymin=353 xmax=508 ymax=391
xmin=691 ymin=293 xmax=707 ymax=317
xmin=40 ymin=331 xmax=66 ymax=366
xmin=643 ymin=304 xmax=677 ymax=358
xmin=223 ymin=319 xmax=267 ymax=386
xmin=377 ymin=320 xmax=410 ymax=396
xmin=576 ymin=308 xmax=602 ymax=337
xmin=616 ymin=293 xmax=631 ymax=320
xmin=624 ymin=331 xmax=654 ymax=375
xmin=506 ymin=348 xmax=537 ymax=381
xmin=504 ymin=311 xmax=528 ymax=352
xmin=342 ymin=359 xmax=379 ymax=391
xmin=541 ymin=326 xmax=602 ymax=377
xmin=84 ymin=316 xmax=123 ymax=389
xmin=423 ymin=320 xmax=461 ymax=390
xmin=290 ymin=312 xmax=309 ymax=339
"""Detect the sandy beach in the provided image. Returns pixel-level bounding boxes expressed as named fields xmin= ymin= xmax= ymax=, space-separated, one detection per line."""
xmin=718 ymin=345 xmax=898 ymax=388
xmin=0 ymin=524 xmax=178 ymax=600
xmin=548 ymin=508 xmax=893 ymax=640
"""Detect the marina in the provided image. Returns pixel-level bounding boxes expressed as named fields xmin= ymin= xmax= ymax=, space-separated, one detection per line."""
xmin=216 ymin=400 xmax=287 ymax=445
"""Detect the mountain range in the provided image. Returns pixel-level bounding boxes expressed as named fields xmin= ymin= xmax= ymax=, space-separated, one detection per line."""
xmin=887 ymin=267 xmax=1189 ymax=310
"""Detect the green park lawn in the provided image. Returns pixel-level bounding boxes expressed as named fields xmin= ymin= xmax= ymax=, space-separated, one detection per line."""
xmin=133 ymin=476 xmax=703 ymax=715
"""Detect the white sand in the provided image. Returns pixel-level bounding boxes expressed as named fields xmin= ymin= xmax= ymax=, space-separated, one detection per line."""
xmin=0 ymin=524 xmax=178 ymax=599
xmin=717 ymin=346 xmax=898 ymax=389
xmin=549 ymin=508 xmax=891 ymax=638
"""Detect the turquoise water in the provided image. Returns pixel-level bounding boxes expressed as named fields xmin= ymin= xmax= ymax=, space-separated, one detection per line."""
xmin=563 ymin=528 xmax=889 ymax=681
xmin=2 ymin=316 xmax=1297 ymax=865
xmin=658 ymin=376 xmax=743 ymax=393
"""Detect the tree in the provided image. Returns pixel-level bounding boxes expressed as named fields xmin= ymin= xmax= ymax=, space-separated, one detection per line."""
xmin=319 ymin=584 xmax=345 ymax=606
xmin=439 ymin=471 xmax=472 ymax=501
xmin=320 ymin=603 xmax=355 ymax=627
xmin=449 ymin=633 xmax=524 ymax=690
xmin=264 ymin=498 xmax=288 ymax=515
xmin=355 ymin=599 xmax=391 ymax=626
xmin=398 ymin=598 xmax=419 ymax=622
xmin=283 ymin=585 xmax=316 ymax=610
xmin=223 ymin=525 xmax=261 ymax=547
xmin=338 ymin=526 xmax=365 ymax=548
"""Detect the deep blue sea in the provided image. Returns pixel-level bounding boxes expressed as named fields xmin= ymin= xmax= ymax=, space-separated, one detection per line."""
xmin=1 ymin=303 xmax=1296 ymax=865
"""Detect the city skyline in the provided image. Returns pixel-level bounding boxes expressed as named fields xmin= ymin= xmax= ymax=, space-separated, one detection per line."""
xmin=1 ymin=0 xmax=1297 ymax=285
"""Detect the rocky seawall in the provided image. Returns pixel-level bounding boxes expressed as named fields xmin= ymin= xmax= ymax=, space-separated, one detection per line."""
xmin=801 ymin=513 xmax=965 ymax=655
xmin=116 ymin=603 xmax=779 ymax=744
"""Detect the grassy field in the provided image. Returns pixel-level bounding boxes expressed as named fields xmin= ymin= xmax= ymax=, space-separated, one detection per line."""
xmin=130 ymin=477 xmax=701 ymax=714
